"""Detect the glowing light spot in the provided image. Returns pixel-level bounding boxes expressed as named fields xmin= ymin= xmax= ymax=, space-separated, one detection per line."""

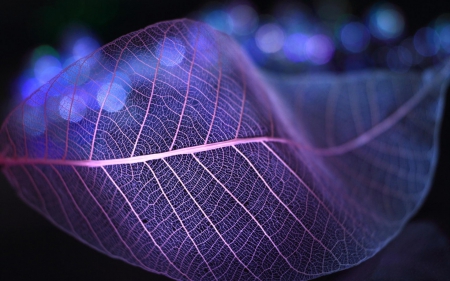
xmin=305 ymin=34 xmax=335 ymax=65
xmin=61 ymin=60 xmax=92 ymax=86
xmin=45 ymin=96 xmax=63 ymax=121
xmin=255 ymin=23 xmax=285 ymax=53
xmin=20 ymin=77 xmax=40 ymax=100
xmin=414 ymin=27 xmax=440 ymax=57
xmin=203 ymin=9 xmax=232 ymax=33
xmin=102 ymin=71 xmax=132 ymax=93
xmin=195 ymin=33 xmax=219 ymax=65
xmin=156 ymin=38 xmax=185 ymax=67
xmin=26 ymin=90 xmax=48 ymax=107
xmin=439 ymin=25 xmax=450 ymax=53
xmin=283 ymin=33 xmax=308 ymax=62
xmin=229 ymin=5 xmax=258 ymax=35
xmin=78 ymin=83 xmax=101 ymax=110
xmin=72 ymin=36 xmax=99 ymax=60
xmin=62 ymin=57 xmax=77 ymax=67
xmin=125 ymin=52 xmax=157 ymax=84
xmin=113 ymin=71 xmax=131 ymax=88
xmin=31 ymin=45 xmax=59 ymax=63
xmin=59 ymin=94 xmax=87 ymax=123
xmin=96 ymin=83 xmax=127 ymax=112
xmin=23 ymin=105 xmax=46 ymax=136
xmin=340 ymin=22 xmax=371 ymax=53
xmin=369 ymin=3 xmax=404 ymax=40
xmin=34 ymin=55 xmax=62 ymax=84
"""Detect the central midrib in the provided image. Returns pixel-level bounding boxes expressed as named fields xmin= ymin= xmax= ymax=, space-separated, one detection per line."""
xmin=0 ymin=137 xmax=296 ymax=167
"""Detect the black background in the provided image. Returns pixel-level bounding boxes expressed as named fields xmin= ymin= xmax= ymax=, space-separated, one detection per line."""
xmin=1 ymin=0 xmax=450 ymax=280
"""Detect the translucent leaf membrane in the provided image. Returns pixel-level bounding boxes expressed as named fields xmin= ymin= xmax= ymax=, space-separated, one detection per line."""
xmin=0 ymin=19 xmax=449 ymax=281
xmin=265 ymin=66 xmax=448 ymax=251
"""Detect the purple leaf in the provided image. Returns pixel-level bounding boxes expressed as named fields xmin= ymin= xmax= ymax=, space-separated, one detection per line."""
xmin=0 ymin=19 xmax=449 ymax=280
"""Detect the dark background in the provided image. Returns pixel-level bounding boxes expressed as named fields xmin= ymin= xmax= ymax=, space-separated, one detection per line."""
xmin=1 ymin=0 xmax=449 ymax=280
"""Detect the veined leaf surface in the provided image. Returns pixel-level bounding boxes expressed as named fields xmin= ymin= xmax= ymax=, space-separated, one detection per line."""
xmin=0 ymin=19 xmax=448 ymax=280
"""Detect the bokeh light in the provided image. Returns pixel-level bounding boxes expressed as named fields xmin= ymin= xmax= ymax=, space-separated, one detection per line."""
xmin=202 ymin=9 xmax=232 ymax=34
xmin=61 ymin=25 xmax=100 ymax=67
xmin=25 ymin=88 xmax=48 ymax=107
xmin=305 ymin=34 xmax=335 ymax=65
xmin=23 ymin=105 xmax=46 ymax=136
xmin=14 ymin=0 xmax=450 ymax=107
xmin=228 ymin=4 xmax=258 ymax=35
xmin=60 ymin=60 xmax=92 ymax=86
xmin=283 ymin=33 xmax=309 ymax=62
xmin=255 ymin=23 xmax=285 ymax=54
xmin=34 ymin=55 xmax=62 ymax=84
xmin=156 ymin=37 xmax=186 ymax=67
xmin=96 ymin=83 xmax=127 ymax=112
xmin=369 ymin=3 xmax=405 ymax=40
xmin=439 ymin=25 xmax=450 ymax=53
xmin=414 ymin=27 xmax=440 ymax=57
xmin=20 ymin=77 xmax=41 ymax=100
xmin=72 ymin=37 xmax=100 ymax=61
xmin=17 ymin=25 xmax=100 ymax=104
xmin=191 ymin=1 xmax=447 ymax=71
xmin=59 ymin=94 xmax=87 ymax=122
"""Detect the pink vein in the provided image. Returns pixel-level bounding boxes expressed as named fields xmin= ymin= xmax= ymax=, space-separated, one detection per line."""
xmin=71 ymin=166 xmax=148 ymax=266
xmin=63 ymin=58 xmax=89 ymax=160
xmin=100 ymin=166 xmax=189 ymax=279
xmin=169 ymin=31 xmax=199 ymax=151
xmin=130 ymin=30 xmax=166 ymax=157
xmin=232 ymin=145 xmax=339 ymax=263
xmin=32 ymin=164 xmax=76 ymax=234
xmin=0 ymin=137 xmax=296 ymax=167
xmin=147 ymin=161 xmax=218 ymax=280
xmin=204 ymin=47 xmax=222 ymax=145
xmin=20 ymin=165 xmax=48 ymax=216
xmin=235 ymin=54 xmax=247 ymax=139
xmin=49 ymin=164 xmax=110 ymax=254
xmin=191 ymin=153 xmax=308 ymax=276
xmin=163 ymin=158 xmax=261 ymax=280
xmin=2 ymin=69 xmax=441 ymax=170
xmin=88 ymin=31 xmax=144 ymax=160
xmin=261 ymin=142 xmax=368 ymax=250
xmin=315 ymin=64 xmax=449 ymax=156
